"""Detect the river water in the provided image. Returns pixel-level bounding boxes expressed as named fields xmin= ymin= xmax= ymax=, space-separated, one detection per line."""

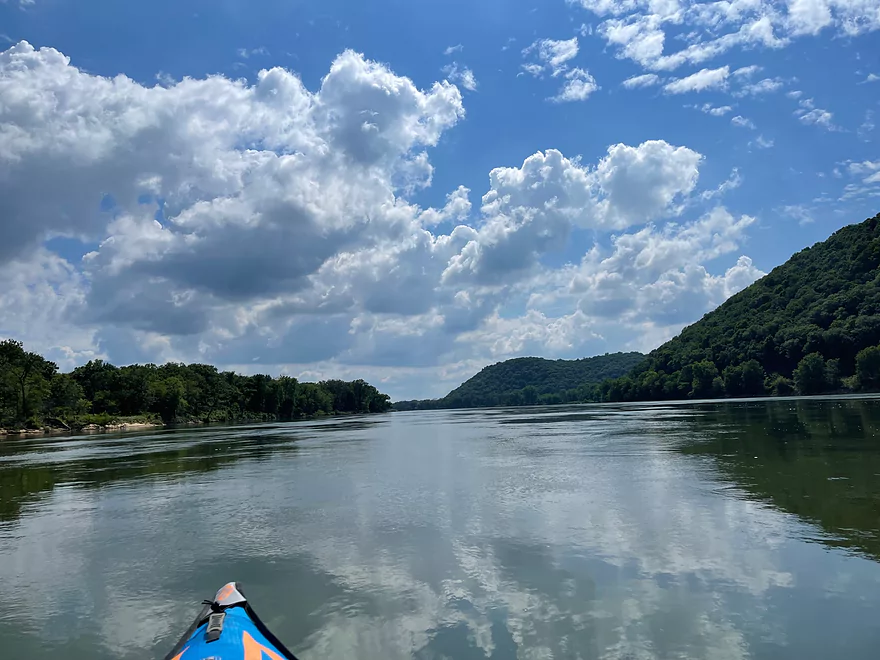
xmin=2 ymin=398 xmax=880 ymax=659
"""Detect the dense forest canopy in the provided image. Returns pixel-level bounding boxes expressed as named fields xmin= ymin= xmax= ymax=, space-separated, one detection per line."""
xmin=600 ymin=213 xmax=880 ymax=401
xmin=0 ymin=340 xmax=391 ymax=431
xmin=393 ymin=353 xmax=644 ymax=410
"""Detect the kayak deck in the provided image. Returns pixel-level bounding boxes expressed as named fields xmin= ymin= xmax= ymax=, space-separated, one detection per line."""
xmin=164 ymin=582 xmax=298 ymax=660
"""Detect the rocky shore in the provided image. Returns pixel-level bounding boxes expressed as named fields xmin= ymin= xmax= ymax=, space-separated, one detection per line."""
xmin=0 ymin=421 xmax=162 ymax=438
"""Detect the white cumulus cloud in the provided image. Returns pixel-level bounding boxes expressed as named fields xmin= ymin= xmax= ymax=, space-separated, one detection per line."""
xmin=733 ymin=65 xmax=762 ymax=78
xmin=731 ymin=115 xmax=757 ymax=128
xmin=442 ymin=140 xmax=704 ymax=287
xmin=551 ymin=67 xmax=600 ymax=101
xmin=697 ymin=103 xmax=734 ymax=116
xmin=569 ymin=207 xmax=763 ymax=327
xmin=795 ymin=104 xmax=836 ymax=129
xmin=735 ymin=77 xmax=785 ymax=96
xmin=664 ymin=66 xmax=730 ymax=94
xmin=522 ymin=37 xmax=580 ymax=76
xmin=572 ymin=0 xmax=879 ymax=73
xmin=621 ymin=72 xmax=661 ymax=88
xmin=442 ymin=62 xmax=478 ymax=91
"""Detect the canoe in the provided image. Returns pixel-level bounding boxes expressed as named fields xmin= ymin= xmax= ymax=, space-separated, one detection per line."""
xmin=164 ymin=582 xmax=298 ymax=660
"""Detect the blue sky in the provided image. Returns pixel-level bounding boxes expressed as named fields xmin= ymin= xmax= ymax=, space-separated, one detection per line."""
xmin=1 ymin=0 xmax=879 ymax=399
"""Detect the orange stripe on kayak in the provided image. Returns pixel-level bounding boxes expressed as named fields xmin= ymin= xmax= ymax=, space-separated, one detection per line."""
xmin=243 ymin=630 xmax=286 ymax=660
xmin=169 ymin=646 xmax=188 ymax=660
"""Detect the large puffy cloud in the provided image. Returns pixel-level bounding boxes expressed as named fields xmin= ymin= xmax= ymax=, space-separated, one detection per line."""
xmin=441 ymin=141 xmax=702 ymax=286
xmin=575 ymin=207 xmax=758 ymax=284
xmin=0 ymin=40 xmax=465 ymax=344
xmin=0 ymin=41 xmax=763 ymax=398
xmin=506 ymin=208 xmax=766 ymax=353
xmin=438 ymin=208 xmax=762 ymax=365
xmin=592 ymin=140 xmax=702 ymax=225
xmin=0 ymin=41 xmax=463 ymax=262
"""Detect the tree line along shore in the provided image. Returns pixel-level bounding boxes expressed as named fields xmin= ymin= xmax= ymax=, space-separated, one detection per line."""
xmin=0 ymin=339 xmax=391 ymax=436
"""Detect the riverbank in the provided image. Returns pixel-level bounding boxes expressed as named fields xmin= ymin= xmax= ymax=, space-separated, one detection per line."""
xmin=0 ymin=421 xmax=163 ymax=438
xmin=0 ymin=409 xmax=382 ymax=439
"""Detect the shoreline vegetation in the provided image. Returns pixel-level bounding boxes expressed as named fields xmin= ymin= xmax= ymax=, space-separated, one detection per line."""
xmin=1 ymin=420 xmax=162 ymax=438
xmin=0 ymin=340 xmax=392 ymax=438
xmin=0 ymin=413 xmax=375 ymax=439
xmin=594 ymin=213 xmax=880 ymax=403
xmin=392 ymin=353 xmax=644 ymax=410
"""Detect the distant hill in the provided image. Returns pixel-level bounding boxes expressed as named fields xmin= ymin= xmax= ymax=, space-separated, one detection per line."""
xmin=602 ymin=212 xmax=880 ymax=401
xmin=393 ymin=352 xmax=644 ymax=410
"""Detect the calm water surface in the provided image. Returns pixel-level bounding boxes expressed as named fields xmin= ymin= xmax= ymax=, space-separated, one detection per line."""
xmin=2 ymin=398 xmax=880 ymax=659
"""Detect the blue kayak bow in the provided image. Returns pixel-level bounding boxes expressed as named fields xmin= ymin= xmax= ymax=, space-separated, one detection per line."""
xmin=164 ymin=582 xmax=298 ymax=660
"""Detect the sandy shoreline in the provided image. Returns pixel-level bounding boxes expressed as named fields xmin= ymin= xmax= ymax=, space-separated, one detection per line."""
xmin=0 ymin=421 xmax=163 ymax=438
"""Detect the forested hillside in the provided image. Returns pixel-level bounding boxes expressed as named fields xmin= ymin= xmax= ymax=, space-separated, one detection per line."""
xmin=394 ymin=353 xmax=644 ymax=409
xmin=0 ymin=340 xmax=391 ymax=432
xmin=602 ymin=213 xmax=880 ymax=401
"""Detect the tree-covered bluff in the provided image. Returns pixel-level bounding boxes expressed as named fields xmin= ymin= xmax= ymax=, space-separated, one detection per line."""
xmin=393 ymin=353 xmax=644 ymax=410
xmin=0 ymin=340 xmax=392 ymax=433
xmin=601 ymin=213 xmax=880 ymax=401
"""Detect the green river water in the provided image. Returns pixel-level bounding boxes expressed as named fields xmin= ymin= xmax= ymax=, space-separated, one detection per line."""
xmin=2 ymin=397 xmax=880 ymax=659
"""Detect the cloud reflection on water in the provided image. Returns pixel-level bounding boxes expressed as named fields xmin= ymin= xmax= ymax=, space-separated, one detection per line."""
xmin=2 ymin=402 xmax=880 ymax=659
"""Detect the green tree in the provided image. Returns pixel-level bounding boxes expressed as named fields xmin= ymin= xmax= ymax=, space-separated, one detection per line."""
xmin=856 ymin=345 xmax=880 ymax=389
xmin=365 ymin=386 xmax=391 ymax=413
xmin=793 ymin=353 xmax=827 ymax=395
xmin=638 ymin=370 xmax=662 ymax=399
xmin=608 ymin=376 xmax=633 ymax=402
xmin=825 ymin=358 xmax=841 ymax=391
xmin=295 ymin=383 xmax=333 ymax=416
xmin=319 ymin=379 xmax=357 ymax=413
xmin=276 ymin=376 xmax=298 ymax=420
xmin=47 ymin=374 xmax=89 ymax=423
xmin=0 ymin=340 xmax=57 ymax=426
xmin=770 ymin=375 xmax=795 ymax=396
xmin=505 ymin=390 xmax=524 ymax=406
xmin=71 ymin=360 xmax=121 ymax=414
xmin=117 ymin=365 xmax=157 ymax=416
xmin=723 ymin=365 xmax=743 ymax=396
xmin=741 ymin=360 xmax=766 ymax=396
xmin=3 ymin=342 xmax=391 ymax=430
xmin=690 ymin=360 xmax=719 ymax=398
xmin=150 ymin=376 xmax=188 ymax=422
